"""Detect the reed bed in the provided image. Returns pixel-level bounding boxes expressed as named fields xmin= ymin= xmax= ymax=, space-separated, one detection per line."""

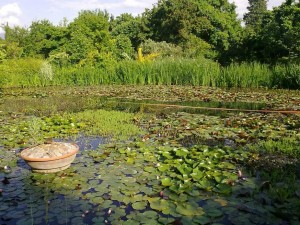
xmin=0 ymin=58 xmax=299 ymax=89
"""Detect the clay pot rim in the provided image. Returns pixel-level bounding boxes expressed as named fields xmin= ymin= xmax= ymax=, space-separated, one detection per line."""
xmin=20 ymin=143 xmax=79 ymax=162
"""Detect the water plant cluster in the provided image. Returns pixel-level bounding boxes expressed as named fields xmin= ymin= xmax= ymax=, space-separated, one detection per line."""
xmin=0 ymin=86 xmax=300 ymax=224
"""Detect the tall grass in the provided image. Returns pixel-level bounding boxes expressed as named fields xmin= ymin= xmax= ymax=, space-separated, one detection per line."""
xmin=271 ymin=64 xmax=300 ymax=89
xmin=218 ymin=62 xmax=271 ymax=88
xmin=0 ymin=58 xmax=299 ymax=89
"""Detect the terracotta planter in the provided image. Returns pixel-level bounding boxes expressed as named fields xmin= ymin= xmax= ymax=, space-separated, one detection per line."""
xmin=20 ymin=142 xmax=79 ymax=173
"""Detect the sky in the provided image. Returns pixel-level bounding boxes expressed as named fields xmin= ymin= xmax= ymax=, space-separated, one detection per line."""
xmin=0 ymin=0 xmax=286 ymax=35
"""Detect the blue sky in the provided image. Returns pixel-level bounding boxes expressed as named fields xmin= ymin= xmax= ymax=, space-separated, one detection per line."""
xmin=0 ymin=0 xmax=285 ymax=34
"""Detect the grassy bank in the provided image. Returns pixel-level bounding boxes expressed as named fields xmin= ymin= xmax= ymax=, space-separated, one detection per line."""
xmin=0 ymin=58 xmax=299 ymax=89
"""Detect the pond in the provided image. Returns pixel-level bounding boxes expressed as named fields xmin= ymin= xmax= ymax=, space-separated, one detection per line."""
xmin=0 ymin=86 xmax=300 ymax=225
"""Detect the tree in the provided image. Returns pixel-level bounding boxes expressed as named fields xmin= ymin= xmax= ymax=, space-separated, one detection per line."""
xmin=3 ymin=25 xmax=28 ymax=47
xmin=239 ymin=0 xmax=300 ymax=63
xmin=144 ymin=0 xmax=242 ymax=61
xmin=1 ymin=25 xmax=28 ymax=58
xmin=65 ymin=10 xmax=112 ymax=64
xmin=243 ymin=0 xmax=268 ymax=31
xmin=110 ymin=13 xmax=147 ymax=49
xmin=259 ymin=0 xmax=300 ymax=63
xmin=24 ymin=20 xmax=66 ymax=58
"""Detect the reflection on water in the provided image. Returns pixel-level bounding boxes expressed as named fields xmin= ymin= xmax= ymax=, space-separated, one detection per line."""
xmin=1 ymin=95 xmax=266 ymax=117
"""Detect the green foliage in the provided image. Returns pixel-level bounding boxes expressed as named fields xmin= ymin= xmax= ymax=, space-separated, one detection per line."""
xmin=0 ymin=39 xmax=23 ymax=61
xmin=3 ymin=25 xmax=28 ymax=47
xmin=115 ymin=58 xmax=220 ymax=86
xmin=144 ymin=0 xmax=242 ymax=60
xmin=218 ymin=62 xmax=271 ymax=88
xmin=261 ymin=1 xmax=300 ymax=63
xmin=111 ymin=34 xmax=134 ymax=60
xmin=1 ymin=57 xmax=300 ymax=89
xmin=69 ymin=109 xmax=144 ymax=139
xmin=241 ymin=0 xmax=300 ymax=63
xmin=182 ymin=34 xmax=214 ymax=58
xmin=66 ymin=10 xmax=112 ymax=64
xmin=39 ymin=61 xmax=54 ymax=86
xmin=110 ymin=13 xmax=147 ymax=49
xmin=252 ymin=137 xmax=300 ymax=159
xmin=243 ymin=0 xmax=268 ymax=31
xmin=0 ymin=1 xmax=299 ymax=88
xmin=48 ymin=52 xmax=70 ymax=67
xmin=271 ymin=64 xmax=300 ymax=89
xmin=0 ymin=58 xmax=44 ymax=87
xmin=24 ymin=20 xmax=65 ymax=58
xmin=0 ymin=42 xmax=6 ymax=62
xmin=140 ymin=39 xmax=183 ymax=58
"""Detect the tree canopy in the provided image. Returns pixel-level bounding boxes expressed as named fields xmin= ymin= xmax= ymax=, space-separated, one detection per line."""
xmin=0 ymin=0 xmax=299 ymax=65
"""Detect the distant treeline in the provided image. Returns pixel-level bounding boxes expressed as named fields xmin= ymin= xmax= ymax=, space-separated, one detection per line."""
xmin=0 ymin=0 xmax=299 ymax=89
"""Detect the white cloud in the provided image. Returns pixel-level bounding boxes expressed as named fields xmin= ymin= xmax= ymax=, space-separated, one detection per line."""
xmin=0 ymin=2 xmax=22 ymax=17
xmin=0 ymin=3 xmax=22 ymax=34
xmin=268 ymin=0 xmax=285 ymax=9
xmin=50 ymin=0 xmax=156 ymax=16
xmin=229 ymin=0 xmax=249 ymax=18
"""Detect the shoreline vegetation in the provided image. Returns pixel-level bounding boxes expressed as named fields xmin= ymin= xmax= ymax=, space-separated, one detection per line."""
xmin=0 ymin=58 xmax=299 ymax=89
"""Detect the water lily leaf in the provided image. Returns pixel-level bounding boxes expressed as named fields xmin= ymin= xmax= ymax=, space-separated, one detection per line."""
xmin=126 ymin=157 xmax=135 ymax=164
xmin=148 ymin=197 xmax=169 ymax=211
xmin=132 ymin=194 xmax=145 ymax=202
xmin=218 ymin=162 xmax=235 ymax=170
xmin=158 ymin=217 xmax=176 ymax=224
xmin=91 ymin=196 xmax=105 ymax=204
xmin=176 ymin=204 xmax=204 ymax=216
xmin=161 ymin=151 xmax=173 ymax=159
xmin=175 ymin=148 xmax=189 ymax=157
xmin=214 ymin=198 xmax=228 ymax=207
xmin=197 ymin=179 xmax=214 ymax=191
xmin=141 ymin=219 xmax=159 ymax=225
xmin=92 ymin=217 xmax=104 ymax=223
xmin=123 ymin=219 xmax=140 ymax=225
xmin=213 ymin=183 xmax=232 ymax=195
xmin=177 ymin=163 xmax=192 ymax=175
xmin=161 ymin=177 xmax=172 ymax=187
xmin=158 ymin=164 xmax=170 ymax=172
xmin=206 ymin=208 xmax=223 ymax=218
xmin=191 ymin=169 xmax=204 ymax=181
xmin=193 ymin=216 xmax=211 ymax=225
xmin=132 ymin=201 xmax=147 ymax=210
xmin=144 ymin=166 xmax=156 ymax=173
xmin=142 ymin=210 xmax=158 ymax=219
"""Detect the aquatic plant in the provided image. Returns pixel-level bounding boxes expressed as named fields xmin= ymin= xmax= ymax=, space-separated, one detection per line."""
xmin=0 ymin=86 xmax=300 ymax=224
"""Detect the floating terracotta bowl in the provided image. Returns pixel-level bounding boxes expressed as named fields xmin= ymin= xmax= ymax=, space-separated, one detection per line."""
xmin=20 ymin=142 xmax=79 ymax=173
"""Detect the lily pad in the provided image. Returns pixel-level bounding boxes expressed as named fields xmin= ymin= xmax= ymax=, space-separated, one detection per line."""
xmin=132 ymin=201 xmax=148 ymax=210
xmin=176 ymin=204 xmax=204 ymax=216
